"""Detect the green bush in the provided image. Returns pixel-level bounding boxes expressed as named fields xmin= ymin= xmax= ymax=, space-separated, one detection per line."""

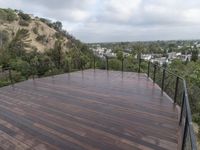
xmin=0 ymin=74 xmax=10 ymax=87
xmin=0 ymin=70 xmax=23 ymax=87
xmin=18 ymin=12 xmax=31 ymax=21
xmin=0 ymin=8 xmax=17 ymax=22
xmin=193 ymin=113 xmax=200 ymax=125
xmin=19 ymin=19 xmax=29 ymax=26
xmin=11 ymin=70 xmax=25 ymax=82
xmin=36 ymin=35 xmax=46 ymax=43
xmin=0 ymin=30 xmax=9 ymax=46
xmin=32 ymin=27 xmax=38 ymax=34
xmin=10 ymin=59 xmax=31 ymax=79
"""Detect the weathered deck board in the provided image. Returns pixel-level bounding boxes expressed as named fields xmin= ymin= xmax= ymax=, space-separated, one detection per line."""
xmin=0 ymin=69 xmax=178 ymax=150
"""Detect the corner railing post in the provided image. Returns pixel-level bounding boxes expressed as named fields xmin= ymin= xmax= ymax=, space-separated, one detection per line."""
xmin=153 ymin=64 xmax=156 ymax=83
xmin=8 ymin=66 xmax=13 ymax=86
xmin=161 ymin=68 xmax=166 ymax=91
xmin=174 ymin=76 xmax=179 ymax=103
xmin=147 ymin=61 xmax=150 ymax=77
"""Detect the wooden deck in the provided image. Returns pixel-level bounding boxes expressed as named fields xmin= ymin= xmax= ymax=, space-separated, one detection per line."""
xmin=0 ymin=69 xmax=179 ymax=150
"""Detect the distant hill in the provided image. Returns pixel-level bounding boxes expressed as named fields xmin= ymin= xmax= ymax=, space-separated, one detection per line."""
xmin=0 ymin=8 xmax=79 ymax=52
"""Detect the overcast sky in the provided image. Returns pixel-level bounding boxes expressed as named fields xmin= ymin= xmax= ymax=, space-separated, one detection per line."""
xmin=1 ymin=0 xmax=200 ymax=43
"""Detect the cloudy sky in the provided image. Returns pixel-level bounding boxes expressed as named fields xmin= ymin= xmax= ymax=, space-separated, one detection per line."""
xmin=1 ymin=0 xmax=200 ymax=43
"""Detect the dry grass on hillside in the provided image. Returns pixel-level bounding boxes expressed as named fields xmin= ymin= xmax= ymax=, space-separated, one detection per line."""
xmin=0 ymin=18 xmax=68 ymax=52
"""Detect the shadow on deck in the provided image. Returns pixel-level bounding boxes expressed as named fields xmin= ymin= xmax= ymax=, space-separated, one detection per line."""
xmin=0 ymin=69 xmax=178 ymax=150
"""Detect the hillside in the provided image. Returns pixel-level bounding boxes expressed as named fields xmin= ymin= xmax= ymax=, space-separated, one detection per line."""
xmin=0 ymin=8 xmax=71 ymax=52
xmin=0 ymin=8 xmax=93 ymax=86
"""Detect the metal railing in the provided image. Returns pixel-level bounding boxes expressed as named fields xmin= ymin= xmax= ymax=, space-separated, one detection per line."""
xmin=93 ymin=56 xmax=197 ymax=149
xmin=147 ymin=61 xmax=197 ymax=150
xmin=0 ymin=58 xmax=90 ymax=87
xmin=93 ymin=55 xmax=144 ymax=73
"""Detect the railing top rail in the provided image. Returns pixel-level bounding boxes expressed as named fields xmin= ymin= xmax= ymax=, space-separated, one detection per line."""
xmin=183 ymin=80 xmax=197 ymax=150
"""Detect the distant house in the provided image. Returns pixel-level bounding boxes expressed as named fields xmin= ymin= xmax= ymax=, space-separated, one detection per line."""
xmin=178 ymin=54 xmax=192 ymax=61
xmin=151 ymin=57 xmax=169 ymax=65
xmin=141 ymin=54 xmax=152 ymax=61
xmin=167 ymin=52 xmax=177 ymax=60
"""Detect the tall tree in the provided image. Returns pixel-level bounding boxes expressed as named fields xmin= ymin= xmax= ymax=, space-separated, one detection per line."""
xmin=191 ymin=47 xmax=199 ymax=62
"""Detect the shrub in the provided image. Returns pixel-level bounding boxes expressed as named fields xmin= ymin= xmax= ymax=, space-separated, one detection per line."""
xmin=0 ymin=70 xmax=24 ymax=87
xmin=19 ymin=20 xmax=29 ymax=26
xmin=32 ymin=27 xmax=38 ymax=34
xmin=0 ymin=8 xmax=17 ymax=22
xmin=0 ymin=30 xmax=9 ymax=46
xmin=10 ymin=58 xmax=31 ymax=79
xmin=54 ymin=32 xmax=63 ymax=39
xmin=18 ymin=12 xmax=31 ymax=21
xmin=36 ymin=35 xmax=47 ymax=43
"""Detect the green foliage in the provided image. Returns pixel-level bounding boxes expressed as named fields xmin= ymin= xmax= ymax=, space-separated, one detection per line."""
xmin=36 ymin=35 xmax=47 ymax=43
xmin=0 ymin=30 xmax=9 ymax=47
xmin=18 ymin=11 xmax=31 ymax=21
xmin=10 ymin=58 xmax=31 ymax=79
xmin=108 ymin=59 xmax=121 ymax=70
xmin=8 ymin=29 xmax=30 ymax=58
xmin=116 ymin=50 xmax=123 ymax=61
xmin=0 ymin=48 xmax=10 ymax=66
xmin=19 ymin=19 xmax=29 ymax=26
xmin=168 ymin=60 xmax=200 ymax=127
xmin=54 ymin=32 xmax=63 ymax=39
xmin=191 ymin=49 xmax=199 ymax=62
xmin=0 ymin=70 xmax=24 ymax=87
xmin=53 ymin=21 xmax=62 ymax=31
xmin=32 ymin=27 xmax=38 ymax=34
xmin=0 ymin=8 xmax=17 ymax=22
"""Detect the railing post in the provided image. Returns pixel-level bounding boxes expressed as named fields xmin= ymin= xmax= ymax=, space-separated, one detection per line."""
xmin=153 ymin=64 xmax=157 ymax=83
xmin=93 ymin=55 xmax=96 ymax=70
xmin=80 ymin=58 xmax=83 ymax=71
xmin=181 ymin=115 xmax=188 ymax=150
xmin=174 ymin=76 xmax=179 ymax=103
xmin=8 ymin=67 xmax=13 ymax=86
xmin=179 ymin=92 xmax=185 ymax=125
xmin=138 ymin=58 xmax=141 ymax=73
xmin=121 ymin=58 xmax=124 ymax=72
xmin=161 ymin=68 xmax=166 ymax=91
xmin=106 ymin=57 xmax=109 ymax=70
xmin=147 ymin=61 xmax=150 ymax=77
xmin=32 ymin=63 xmax=35 ymax=80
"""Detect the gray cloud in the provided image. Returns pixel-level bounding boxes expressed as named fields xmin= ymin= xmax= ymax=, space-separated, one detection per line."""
xmin=1 ymin=0 xmax=200 ymax=42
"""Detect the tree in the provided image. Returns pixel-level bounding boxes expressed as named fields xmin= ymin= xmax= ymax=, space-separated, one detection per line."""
xmin=18 ymin=11 xmax=31 ymax=21
xmin=53 ymin=21 xmax=62 ymax=31
xmin=191 ymin=49 xmax=199 ymax=62
xmin=132 ymin=43 xmax=145 ymax=59
xmin=8 ymin=29 xmax=30 ymax=58
xmin=46 ymin=40 xmax=63 ymax=67
xmin=116 ymin=50 xmax=123 ymax=61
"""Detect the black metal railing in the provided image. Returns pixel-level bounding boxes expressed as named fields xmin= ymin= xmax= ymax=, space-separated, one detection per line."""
xmin=93 ymin=55 xmax=146 ymax=73
xmin=0 ymin=58 xmax=90 ymax=87
xmin=93 ymin=55 xmax=197 ymax=150
xmin=147 ymin=61 xmax=197 ymax=150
